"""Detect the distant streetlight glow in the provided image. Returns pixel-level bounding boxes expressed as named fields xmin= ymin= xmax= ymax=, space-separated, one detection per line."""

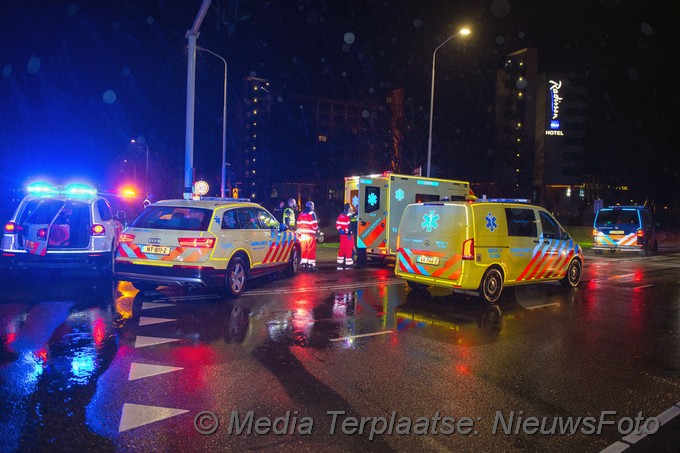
xmin=426 ymin=27 xmax=472 ymax=178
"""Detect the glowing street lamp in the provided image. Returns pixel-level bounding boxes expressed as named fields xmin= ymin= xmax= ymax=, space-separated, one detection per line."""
xmin=426 ymin=27 xmax=471 ymax=178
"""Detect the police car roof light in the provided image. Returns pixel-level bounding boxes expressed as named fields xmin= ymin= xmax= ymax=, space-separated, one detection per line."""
xmin=64 ymin=183 xmax=97 ymax=197
xmin=27 ymin=182 xmax=59 ymax=197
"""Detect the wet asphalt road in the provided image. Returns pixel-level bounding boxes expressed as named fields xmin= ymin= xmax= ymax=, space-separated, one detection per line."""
xmin=1 ymin=247 xmax=679 ymax=452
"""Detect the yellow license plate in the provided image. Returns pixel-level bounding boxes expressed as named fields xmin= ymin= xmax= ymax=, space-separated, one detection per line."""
xmin=141 ymin=245 xmax=171 ymax=255
xmin=610 ymin=230 xmax=624 ymax=234
xmin=416 ymin=255 xmax=440 ymax=266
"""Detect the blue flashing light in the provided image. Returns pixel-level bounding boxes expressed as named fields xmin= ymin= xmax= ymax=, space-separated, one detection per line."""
xmin=359 ymin=179 xmax=373 ymax=184
xmin=64 ymin=183 xmax=97 ymax=197
xmin=417 ymin=180 xmax=439 ymax=186
xmin=27 ymin=182 xmax=59 ymax=197
xmin=550 ymin=120 xmax=560 ymax=130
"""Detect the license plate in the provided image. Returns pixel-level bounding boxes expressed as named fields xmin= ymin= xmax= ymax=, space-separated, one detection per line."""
xmin=142 ymin=245 xmax=171 ymax=255
xmin=416 ymin=255 xmax=440 ymax=266
xmin=610 ymin=230 xmax=624 ymax=234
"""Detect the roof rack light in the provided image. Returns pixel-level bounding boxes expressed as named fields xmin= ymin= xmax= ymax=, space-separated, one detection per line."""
xmin=27 ymin=182 xmax=59 ymax=197
xmin=64 ymin=183 xmax=97 ymax=197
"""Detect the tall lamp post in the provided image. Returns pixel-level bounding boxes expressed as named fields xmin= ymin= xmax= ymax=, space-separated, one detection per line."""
xmin=197 ymin=46 xmax=228 ymax=198
xmin=426 ymin=27 xmax=471 ymax=178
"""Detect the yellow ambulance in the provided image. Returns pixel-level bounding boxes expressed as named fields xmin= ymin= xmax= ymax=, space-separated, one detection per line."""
xmin=394 ymin=199 xmax=583 ymax=303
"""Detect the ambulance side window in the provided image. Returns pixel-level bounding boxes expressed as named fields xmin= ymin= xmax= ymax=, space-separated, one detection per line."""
xmin=364 ymin=186 xmax=381 ymax=213
xmin=539 ymin=211 xmax=560 ymax=239
xmin=505 ymin=208 xmax=537 ymax=237
xmin=222 ymin=209 xmax=239 ymax=230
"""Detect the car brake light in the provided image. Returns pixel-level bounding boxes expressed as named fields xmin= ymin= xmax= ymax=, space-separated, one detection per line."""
xmin=636 ymin=229 xmax=644 ymax=238
xmin=4 ymin=222 xmax=18 ymax=233
xmin=119 ymin=233 xmax=135 ymax=243
xmin=37 ymin=228 xmax=48 ymax=240
xmin=91 ymin=224 xmax=106 ymax=236
xmin=178 ymin=237 xmax=215 ymax=248
xmin=462 ymin=238 xmax=474 ymax=260
xmin=592 ymin=228 xmax=598 ymax=236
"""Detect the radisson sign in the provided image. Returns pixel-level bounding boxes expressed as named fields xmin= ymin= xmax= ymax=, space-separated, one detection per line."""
xmin=545 ymin=79 xmax=564 ymax=136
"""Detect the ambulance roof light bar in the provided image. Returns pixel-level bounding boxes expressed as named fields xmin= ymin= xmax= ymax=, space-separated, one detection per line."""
xmin=480 ymin=197 xmax=531 ymax=203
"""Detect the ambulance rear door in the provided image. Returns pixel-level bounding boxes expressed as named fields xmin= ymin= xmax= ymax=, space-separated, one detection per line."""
xmin=357 ymin=176 xmax=388 ymax=253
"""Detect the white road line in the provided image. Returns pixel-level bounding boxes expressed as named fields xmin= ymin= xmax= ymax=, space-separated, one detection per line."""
xmin=139 ymin=316 xmax=177 ymax=326
xmin=600 ymin=441 xmax=629 ymax=453
xmin=330 ymin=330 xmax=393 ymax=342
xmin=633 ymin=284 xmax=654 ymax=290
xmin=118 ymin=403 xmax=189 ymax=432
xmin=600 ymin=402 xmax=680 ymax=452
xmin=524 ymin=302 xmax=560 ymax=310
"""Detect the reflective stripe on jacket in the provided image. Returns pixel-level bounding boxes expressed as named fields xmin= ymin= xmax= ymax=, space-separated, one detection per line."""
xmin=297 ymin=211 xmax=318 ymax=235
xmin=336 ymin=213 xmax=351 ymax=234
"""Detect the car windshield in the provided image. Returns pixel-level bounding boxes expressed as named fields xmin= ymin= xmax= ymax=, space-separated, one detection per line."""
xmin=596 ymin=209 xmax=639 ymax=226
xmin=130 ymin=206 xmax=212 ymax=231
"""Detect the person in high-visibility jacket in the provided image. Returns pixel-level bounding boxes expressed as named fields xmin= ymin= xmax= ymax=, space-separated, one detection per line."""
xmin=336 ymin=203 xmax=354 ymax=270
xmin=297 ymin=201 xmax=318 ymax=271
xmin=283 ymin=198 xmax=297 ymax=231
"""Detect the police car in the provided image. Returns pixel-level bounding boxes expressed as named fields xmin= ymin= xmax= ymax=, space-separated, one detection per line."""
xmin=1 ymin=182 xmax=123 ymax=274
xmin=395 ymin=199 xmax=583 ymax=303
xmin=114 ymin=198 xmax=301 ymax=297
xmin=592 ymin=205 xmax=658 ymax=256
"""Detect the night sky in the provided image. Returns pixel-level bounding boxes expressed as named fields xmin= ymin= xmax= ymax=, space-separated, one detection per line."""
xmin=0 ymin=1 xmax=677 ymax=206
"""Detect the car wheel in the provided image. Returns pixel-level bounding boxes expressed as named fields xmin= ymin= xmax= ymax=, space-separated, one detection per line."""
xmin=560 ymin=259 xmax=582 ymax=288
xmin=480 ymin=268 xmax=503 ymax=303
xmin=285 ymin=246 xmax=300 ymax=277
xmin=224 ymin=257 xmax=247 ymax=298
xmin=407 ymin=281 xmax=428 ymax=291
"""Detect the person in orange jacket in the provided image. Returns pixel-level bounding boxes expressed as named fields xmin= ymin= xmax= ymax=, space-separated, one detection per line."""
xmin=297 ymin=201 xmax=318 ymax=271
xmin=336 ymin=203 xmax=354 ymax=270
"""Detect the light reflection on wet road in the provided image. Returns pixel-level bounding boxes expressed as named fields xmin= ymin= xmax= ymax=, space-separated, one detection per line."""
xmin=1 ymin=249 xmax=679 ymax=451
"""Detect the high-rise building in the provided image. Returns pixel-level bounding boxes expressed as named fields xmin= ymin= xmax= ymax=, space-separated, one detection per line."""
xmin=242 ymin=76 xmax=271 ymax=201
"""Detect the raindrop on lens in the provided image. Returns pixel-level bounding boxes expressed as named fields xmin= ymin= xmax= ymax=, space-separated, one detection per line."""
xmin=343 ymin=32 xmax=355 ymax=45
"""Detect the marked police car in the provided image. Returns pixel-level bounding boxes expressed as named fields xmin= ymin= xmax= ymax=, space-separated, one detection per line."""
xmin=592 ymin=205 xmax=658 ymax=256
xmin=395 ymin=199 xmax=583 ymax=303
xmin=114 ymin=198 xmax=301 ymax=297
xmin=1 ymin=182 xmax=123 ymax=275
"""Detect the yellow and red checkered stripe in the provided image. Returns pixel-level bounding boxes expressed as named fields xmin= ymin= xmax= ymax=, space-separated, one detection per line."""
xmin=358 ymin=217 xmax=386 ymax=249
xmin=397 ymin=248 xmax=463 ymax=281
xmin=117 ymin=243 xmax=210 ymax=262
xmin=594 ymin=231 xmax=637 ymax=247
xmin=261 ymin=231 xmax=297 ymax=264
xmin=516 ymin=239 xmax=581 ymax=282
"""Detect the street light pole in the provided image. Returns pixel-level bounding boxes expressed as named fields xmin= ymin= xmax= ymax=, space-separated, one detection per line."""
xmin=198 ymin=46 xmax=228 ymax=198
xmin=426 ymin=28 xmax=471 ymax=178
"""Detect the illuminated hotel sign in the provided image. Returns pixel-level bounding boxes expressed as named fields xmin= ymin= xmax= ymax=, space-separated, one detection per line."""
xmin=545 ymin=79 xmax=564 ymax=136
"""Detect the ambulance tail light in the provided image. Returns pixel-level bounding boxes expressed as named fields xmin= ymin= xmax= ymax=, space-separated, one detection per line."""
xmin=592 ymin=228 xmax=598 ymax=237
xmin=37 ymin=228 xmax=48 ymax=241
xmin=4 ymin=222 xmax=20 ymax=234
xmin=396 ymin=233 xmax=401 ymax=251
xmin=119 ymin=233 xmax=135 ymax=244
xmin=462 ymin=238 xmax=474 ymax=260
xmin=178 ymin=237 xmax=215 ymax=248
xmin=636 ymin=228 xmax=644 ymax=238
xmin=91 ymin=224 xmax=106 ymax=236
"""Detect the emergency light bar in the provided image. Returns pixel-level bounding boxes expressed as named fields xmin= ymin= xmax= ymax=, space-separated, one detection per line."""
xmin=26 ymin=182 xmax=97 ymax=197
xmin=200 ymin=197 xmax=252 ymax=202
xmin=482 ymin=198 xmax=531 ymax=203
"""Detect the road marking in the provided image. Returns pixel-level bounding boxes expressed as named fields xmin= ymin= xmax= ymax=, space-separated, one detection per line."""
xmin=600 ymin=441 xmax=629 ymax=453
xmin=524 ymin=302 xmax=560 ymax=310
xmin=330 ymin=330 xmax=393 ymax=342
xmin=118 ymin=403 xmax=189 ymax=432
xmin=600 ymin=402 xmax=680 ymax=452
xmin=129 ymin=363 xmax=184 ymax=381
xmin=633 ymin=284 xmax=653 ymax=290
xmin=141 ymin=302 xmax=175 ymax=310
xmin=244 ymin=279 xmax=403 ymax=296
xmin=139 ymin=316 xmax=177 ymax=326
xmin=134 ymin=336 xmax=180 ymax=348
